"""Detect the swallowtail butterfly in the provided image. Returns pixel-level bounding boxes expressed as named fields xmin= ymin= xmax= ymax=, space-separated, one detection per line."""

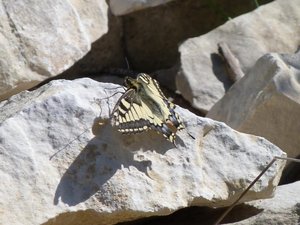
xmin=111 ymin=73 xmax=184 ymax=144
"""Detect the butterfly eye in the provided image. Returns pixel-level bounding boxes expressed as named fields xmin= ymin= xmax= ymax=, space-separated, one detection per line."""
xmin=125 ymin=77 xmax=140 ymax=91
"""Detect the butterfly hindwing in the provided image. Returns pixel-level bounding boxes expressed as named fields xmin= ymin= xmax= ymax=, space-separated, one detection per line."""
xmin=139 ymin=74 xmax=185 ymax=132
xmin=111 ymin=73 xmax=184 ymax=144
xmin=112 ymin=89 xmax=148 ymax=133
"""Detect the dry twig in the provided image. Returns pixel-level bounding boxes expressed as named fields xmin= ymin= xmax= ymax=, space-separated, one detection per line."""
xmin=218 ymin=42 xmax=244 ymax=82
xmin=214 ymin=156 xmax=300 ymax=225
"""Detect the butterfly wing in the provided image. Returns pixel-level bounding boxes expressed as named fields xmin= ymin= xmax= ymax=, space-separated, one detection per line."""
xmin=138 ymin=74 xmax=185 ymax=132
xmin=111 ymin=73 xmax=184 ymax=144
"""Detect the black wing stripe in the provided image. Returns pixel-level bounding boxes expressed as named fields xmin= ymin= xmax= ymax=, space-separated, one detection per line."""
xmin=111 ymin=73 xmax=185 ymax=144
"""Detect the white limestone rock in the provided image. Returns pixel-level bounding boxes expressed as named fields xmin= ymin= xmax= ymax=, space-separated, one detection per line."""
xmin=207 ymin=52 xmax=300 ymax=159
xmin=69 ymin=0 xmax=108 ymax=43
xmin=109 ymin=0 xmax=174 ymax=16
xmin=228 ymin=181 xmax=300 ymax=225
xmin=0 ymin=0 xmax=108 ymax=101
xmin=177 ymin=0 xmax=300 ymax=112
xmin=0 ymin=78 xmax=286 ymax=225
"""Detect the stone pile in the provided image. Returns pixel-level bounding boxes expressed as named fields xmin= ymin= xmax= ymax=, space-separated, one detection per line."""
xmin=0 ymin=0 xmax=299 ymax=224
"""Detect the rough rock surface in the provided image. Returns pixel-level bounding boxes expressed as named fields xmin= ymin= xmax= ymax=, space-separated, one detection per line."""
xmin=69 ymin=0 xmax=108 ymax=43
xmin=177 ymin=0 xmax=300 ymax=112
xmin=109 ymin=0 xmax=174 ymax=16
xmin=0 ymin=78 xmax=286 ymax=225
xmin=0 ymin=0 xmax=108 ymax=101
xmin=228 ymin=181 xmax=300 ymax=225
xmin=121 ymin=0 xmax=270 ymax=73
xmin=207 ymin=52 xmax=300 ymax=159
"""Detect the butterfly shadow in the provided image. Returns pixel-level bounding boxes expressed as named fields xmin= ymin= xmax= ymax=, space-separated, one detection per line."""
xmin=54 ymin=117 xmax=175 ymax=206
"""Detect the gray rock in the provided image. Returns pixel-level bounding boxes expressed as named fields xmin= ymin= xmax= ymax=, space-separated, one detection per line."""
xmin=0 ymin=0 xmax=108 ymax=101
xmin=177 ymin=0 xmax=300 ymax=112
xmin=207 ymin=52 xmax=300 ymax=159
xmin=69 ymin=0 xmax=108 ymax=43
xmin=0 ymin=78 xmax=286 ymax=225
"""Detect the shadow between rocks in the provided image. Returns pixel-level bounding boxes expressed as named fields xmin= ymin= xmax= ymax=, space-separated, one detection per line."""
xmin=42 ymin=204 xmax=263 ymax=225
xmin=116 ymin=204 xmax=263 ymax=225
xmin=54 ymin=118 xmax=174 ymax=206
xmin=211 ymin=53 xmax=234 ymax=92
xmin=279 ymin=154 xmax=300 ymax=185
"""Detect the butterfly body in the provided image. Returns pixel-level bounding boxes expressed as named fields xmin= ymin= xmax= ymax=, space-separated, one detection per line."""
xmin=111 ymin=73 xmax=184 ymax=144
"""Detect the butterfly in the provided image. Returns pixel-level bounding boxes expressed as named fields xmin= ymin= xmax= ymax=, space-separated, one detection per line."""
xmin=111 ymin=73 xmax=185 ymax=144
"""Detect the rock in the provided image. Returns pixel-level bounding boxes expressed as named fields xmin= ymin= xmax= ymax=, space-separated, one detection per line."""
xmin=122 ymin=0 xmax=267 ymax=73
xmin=54 ymin=0 xmax=276 ymax=85
xmin=207 ymin=52 xmax=300 ymax=159
xmin=0 ymin=78 xmax=286 ymax=225
xmin=177 ymin=0 xmax=300 ymax=112
xmin=69 ymin=0 xmax=108 ymax=43
xmin=57 ymin=13 xmax=126 ymax=80
xmin=109 ymin=0 xmax=174 ymax=16
xmin=0 ymin=0 xmax=108 ymax=101
xmin=226 ymin=181 xmax=300 ymax=225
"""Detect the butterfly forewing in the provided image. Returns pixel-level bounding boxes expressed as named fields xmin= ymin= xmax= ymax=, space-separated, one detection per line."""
xmin=139 ymin=74 xmax=184 ymax=131
xmin=111 ymin=73 xmax=184 ymax=144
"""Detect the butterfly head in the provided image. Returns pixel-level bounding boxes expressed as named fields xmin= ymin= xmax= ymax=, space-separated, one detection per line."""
xmin=124 ymin=76 xmax=141 ymax=91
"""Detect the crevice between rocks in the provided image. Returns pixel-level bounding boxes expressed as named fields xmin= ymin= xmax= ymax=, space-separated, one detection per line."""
xmin=279 ymin=154 xmax=300 ymax=185
xmin=41 ymin=205 xmax=263 ymax=225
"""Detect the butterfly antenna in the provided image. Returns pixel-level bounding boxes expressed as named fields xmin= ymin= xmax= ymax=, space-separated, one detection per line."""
xmin=125 ymin=56 xmax=131 ymax=70
xmin=123 ymin=57 xmax=139 ymax=77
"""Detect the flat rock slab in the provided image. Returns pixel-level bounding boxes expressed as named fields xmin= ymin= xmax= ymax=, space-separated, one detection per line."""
xmin=207 ymin=52 xmax=300 ymax=159
xmin=0 ymin=78 xmax=286 ymax=225
xmin=177 ymin=0 xmax=300 ymax=112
